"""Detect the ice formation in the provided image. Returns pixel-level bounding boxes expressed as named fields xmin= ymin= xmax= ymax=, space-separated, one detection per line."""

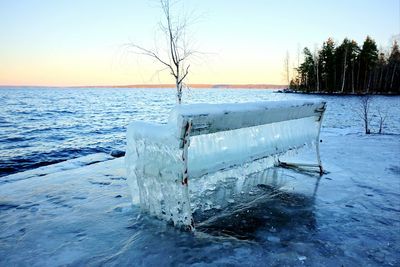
xmin=125 ymin=99 xmax=326 ymax=228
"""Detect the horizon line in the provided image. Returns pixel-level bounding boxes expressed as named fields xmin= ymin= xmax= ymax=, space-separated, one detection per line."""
xmin=0 ymin=83 xmax=287 ymax=89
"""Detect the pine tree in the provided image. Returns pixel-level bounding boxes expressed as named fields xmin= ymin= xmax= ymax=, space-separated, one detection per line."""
xmin=335 ymin=39 xmax=360 ymax=93
xmin=376 ymin=51 xmax=387 ymax=93
xmin=319 ymin=38 xmax=336 ymax=92
xmin=388 ymin=41 xmax=400 ymax=93
xmin=292 ymin=36 xmax=397 ymax=94
xmin=358 ymin=36 xmax=378 ymax=93
xmin=335 ymin=38 xmax=350 ymax=93
xmin=348 ymin=40 xmax=360 ymax=94
xmin=297 ymin=47 xmax=316 ymax=91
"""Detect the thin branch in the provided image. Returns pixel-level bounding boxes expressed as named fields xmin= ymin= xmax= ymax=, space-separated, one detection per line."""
xmin=149 ymin=66 xmax=170 ymax=82
xmin=178 ymin=65 xmax=190 ymax=84
xmin=127 ymin=43 xmax=176 ymax=76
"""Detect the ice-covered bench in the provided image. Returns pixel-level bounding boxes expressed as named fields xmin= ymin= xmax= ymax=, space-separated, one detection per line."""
xmin=125 ymin=99 xmax=326 ymax=230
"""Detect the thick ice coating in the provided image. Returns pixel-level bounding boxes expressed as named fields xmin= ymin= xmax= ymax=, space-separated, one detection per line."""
xmin=125 ymin=99 xmax=326 ymax=228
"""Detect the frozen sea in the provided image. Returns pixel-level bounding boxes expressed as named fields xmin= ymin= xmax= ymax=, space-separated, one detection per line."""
xmin=0 ymin=87 xmax=399 ymax=266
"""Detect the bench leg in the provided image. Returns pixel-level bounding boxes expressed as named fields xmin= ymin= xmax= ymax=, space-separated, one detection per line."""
xmin=278 ymin=112 xmax=325 ymax=176
xmin=315 ymin=111 xmax=324 ymax=176
xmin=181 ymin=120 xmax=195 ymax=231
xmin=316 ymin=139 xmax=324 ymax=176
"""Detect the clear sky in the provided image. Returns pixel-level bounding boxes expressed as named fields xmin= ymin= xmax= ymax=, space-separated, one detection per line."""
xmin=0 ymin=0 xmax=399 ymax=86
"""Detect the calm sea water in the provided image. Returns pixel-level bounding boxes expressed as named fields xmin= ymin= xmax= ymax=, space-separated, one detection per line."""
xmin=0 ymin=87 xmax=399 ymax=177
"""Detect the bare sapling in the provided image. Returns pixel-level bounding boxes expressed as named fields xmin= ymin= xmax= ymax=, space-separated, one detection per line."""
xmin=377 ymin=108 xmax=387 ymax=134
xmin=313 ymin=49 xmax=320 ymax=92
xmin=358 ymin=95 xmax=372 ymax=134
xmin=284 ymin=51 xmax=290 ymax=88
xmin=128 ymin=0 xmax=196 ymax=104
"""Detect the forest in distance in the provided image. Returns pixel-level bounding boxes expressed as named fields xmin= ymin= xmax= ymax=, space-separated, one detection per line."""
xmin=289 ymin=36 xmax=400 ymax=95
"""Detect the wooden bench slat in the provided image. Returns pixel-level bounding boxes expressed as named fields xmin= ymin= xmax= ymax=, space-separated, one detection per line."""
xmin=174 ymin=100 xmax=326 ymax=138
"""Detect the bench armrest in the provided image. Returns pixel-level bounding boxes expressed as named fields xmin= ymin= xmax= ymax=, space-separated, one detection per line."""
xmin=127 ymin=121 xmax=178 ymax=144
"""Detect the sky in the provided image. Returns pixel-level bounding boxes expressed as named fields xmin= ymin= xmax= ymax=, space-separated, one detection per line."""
xmin=0 ymin=0 xmax=399 ymax=86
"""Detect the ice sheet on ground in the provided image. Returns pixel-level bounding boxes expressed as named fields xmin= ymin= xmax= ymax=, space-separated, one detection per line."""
xmin=1 ymin=153 xmax=113 ymax=184
xmin=1 ymin=132 xmax=399 ymax=266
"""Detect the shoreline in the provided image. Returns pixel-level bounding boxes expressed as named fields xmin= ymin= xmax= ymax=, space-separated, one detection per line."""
xmin=277 ymin=89 xmax=400 ymax=96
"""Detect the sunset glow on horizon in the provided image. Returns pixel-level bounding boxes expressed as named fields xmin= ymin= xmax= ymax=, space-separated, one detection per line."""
xmin=1 ymin=0 xmax=399 ymax=87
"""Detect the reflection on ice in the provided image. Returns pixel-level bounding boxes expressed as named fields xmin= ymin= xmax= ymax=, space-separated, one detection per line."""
xmin=192 ymin=167 xmax=320 ymax=240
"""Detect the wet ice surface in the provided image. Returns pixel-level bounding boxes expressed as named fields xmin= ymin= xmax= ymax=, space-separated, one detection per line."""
xmin=1 ymin=132 xmax=399 ymax=266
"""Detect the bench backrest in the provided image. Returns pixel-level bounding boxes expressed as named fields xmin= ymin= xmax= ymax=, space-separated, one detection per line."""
xmin=172 ymin=99 xmax=326 ymax=141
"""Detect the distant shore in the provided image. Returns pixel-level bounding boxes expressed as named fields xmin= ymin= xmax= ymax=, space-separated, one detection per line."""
xmin=0 ymin=84 xmax=286 ymax=89
xmin=277 ymin=89 xmax=400 ymax=96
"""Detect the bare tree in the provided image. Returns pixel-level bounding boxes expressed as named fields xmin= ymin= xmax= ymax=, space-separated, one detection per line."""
xmin=390 ymin=62 xmax=397 ymax=90
xmin=341 ymin=46 xmax=348 ymax=93
xmin=284 ymin=51 xmax=290 ymax=88
xmin=358 ymin=95 xmax=372 ymax=134
xmin=313 ymin=46 xmax=320 ymax=92
xmin=297 ymin=43 xmax=301 ymax=68
xmin=128 ymin=0 xmax=195 ymax=104
xmin=377 ymin=108 xmax=387 ymax=134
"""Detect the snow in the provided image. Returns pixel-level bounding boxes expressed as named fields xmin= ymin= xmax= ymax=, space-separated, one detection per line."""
xmin=126 ymin=100 xmax=325 ymax=227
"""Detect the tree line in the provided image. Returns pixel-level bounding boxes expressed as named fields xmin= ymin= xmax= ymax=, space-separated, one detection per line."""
xmin=290 ymin=36 xmax=400 ymax=94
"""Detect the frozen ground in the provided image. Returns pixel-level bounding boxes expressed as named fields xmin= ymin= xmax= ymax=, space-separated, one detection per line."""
xmin=1 ymin=129 xmax=399 ymax=266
